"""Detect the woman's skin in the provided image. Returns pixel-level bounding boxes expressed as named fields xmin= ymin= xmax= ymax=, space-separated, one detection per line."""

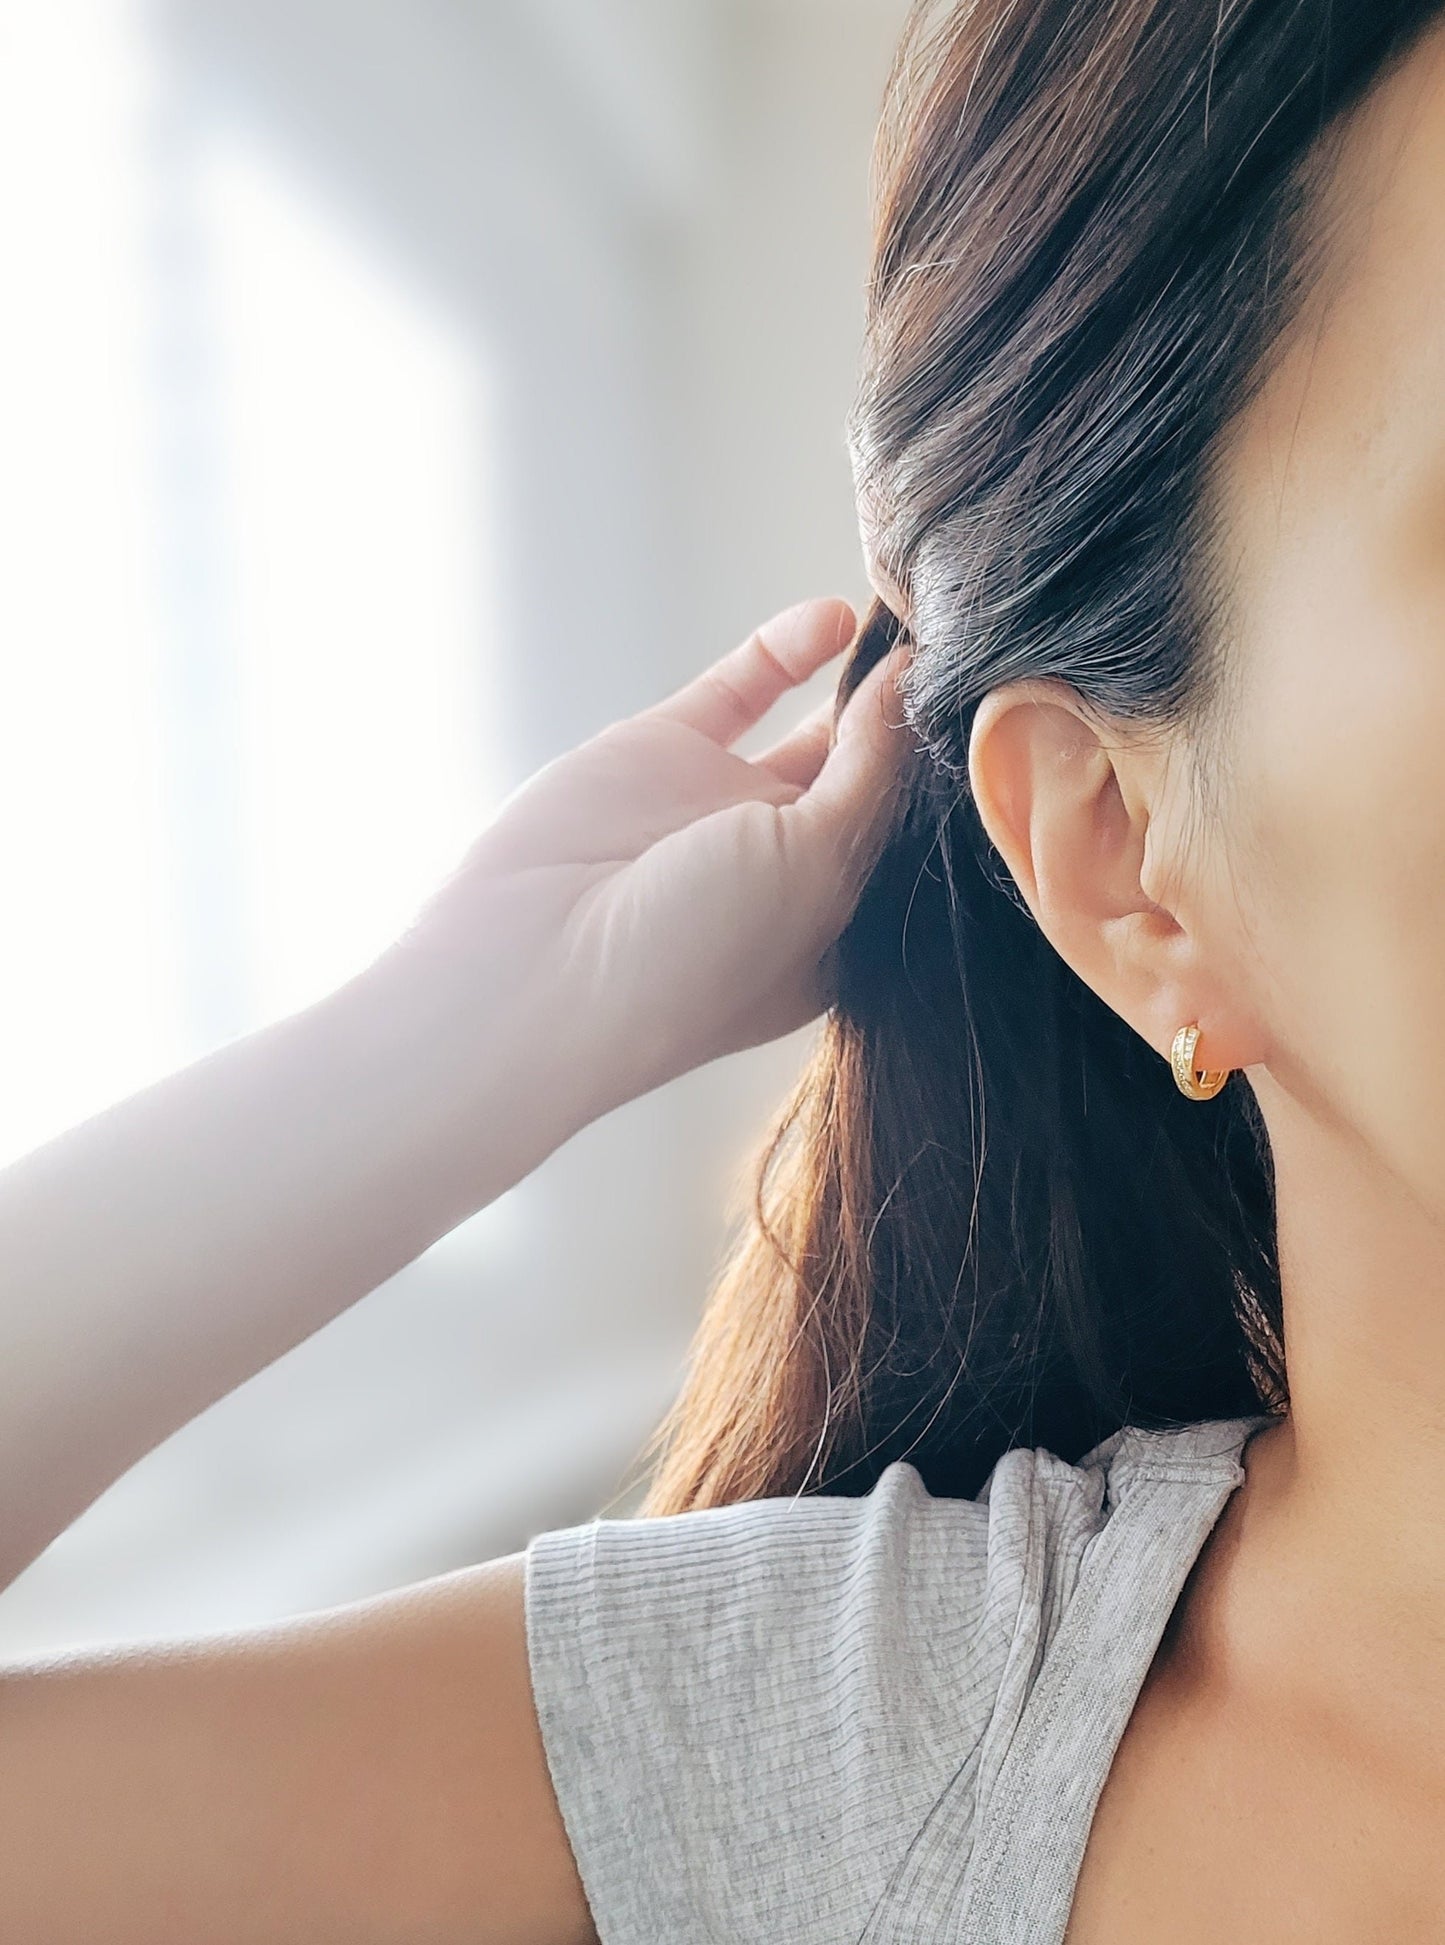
xmin=6 ymin=15 xmax=1445 ymax=1939
xmin=981 ymin=23 xmax=1445 ymax=1939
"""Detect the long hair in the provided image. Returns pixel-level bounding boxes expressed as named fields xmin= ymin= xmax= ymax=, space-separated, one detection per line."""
xmin=641 ymin=0 xmax=1445 ymax=1512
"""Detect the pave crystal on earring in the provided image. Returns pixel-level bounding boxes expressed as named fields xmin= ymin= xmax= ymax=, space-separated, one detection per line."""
xmin=1170 ymin=1022 xmax=1229 ymax=1100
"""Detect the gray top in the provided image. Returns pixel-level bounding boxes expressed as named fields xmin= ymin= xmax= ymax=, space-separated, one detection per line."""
xmin=524 ymin=1407 xmax=1277 ymax=1944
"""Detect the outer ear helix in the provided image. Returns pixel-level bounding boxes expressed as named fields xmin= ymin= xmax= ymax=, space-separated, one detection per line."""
xmin=1170 ymin=1022 xmax=1230 ymax=1101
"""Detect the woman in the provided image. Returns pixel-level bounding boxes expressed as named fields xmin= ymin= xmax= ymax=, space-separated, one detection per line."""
xmin=3 ymin=0 xmax=1443 ymax=1934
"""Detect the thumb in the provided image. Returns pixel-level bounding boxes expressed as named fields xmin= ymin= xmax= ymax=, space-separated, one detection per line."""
xmin=805 ymin=643 xmax=912 ymax=819
xmin=797 ymin=644 xmax=915 ymax=889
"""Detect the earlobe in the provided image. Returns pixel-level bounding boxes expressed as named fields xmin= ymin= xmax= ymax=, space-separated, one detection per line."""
xmin=967 ymin=681 xmax=1262 ymax=1080
xmin=967 ymin=680 xmax=1198 ymax=1056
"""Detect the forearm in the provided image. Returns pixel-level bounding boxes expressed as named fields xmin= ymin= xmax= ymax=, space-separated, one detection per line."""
xmin=0 ymin=945 xmax=581 ymax=1594
xmin=0 ymin=592 xmax=900 ymax=1599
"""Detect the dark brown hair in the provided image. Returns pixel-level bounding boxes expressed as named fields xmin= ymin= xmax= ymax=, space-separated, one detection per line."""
xmin=641 ymin=0 xmax=1445 ymax=1511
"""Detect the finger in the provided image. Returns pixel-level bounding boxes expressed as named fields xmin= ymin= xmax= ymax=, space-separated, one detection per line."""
xmin=643 ymin=597 xmax=856 ymax=748
xmin=799 ymin=644 xmax=913 ymax=842
xmin=755 ymin=697 xmax=834 ymax=791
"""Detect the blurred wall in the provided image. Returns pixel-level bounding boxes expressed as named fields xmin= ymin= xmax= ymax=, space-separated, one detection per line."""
xmin=0 ymin=0 xmax=914 ymax=1655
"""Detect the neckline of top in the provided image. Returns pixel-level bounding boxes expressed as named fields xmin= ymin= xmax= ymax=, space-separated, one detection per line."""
xmin=946 ymin=1410 xmax=1280 ymax=1945
xmin=1080 ymin=1409 xmax=1280 ymax=1486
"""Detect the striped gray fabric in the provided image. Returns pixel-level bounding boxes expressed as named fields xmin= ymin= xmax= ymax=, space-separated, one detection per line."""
xmin=523 ymin=1409 xmax=1276 ymax=1944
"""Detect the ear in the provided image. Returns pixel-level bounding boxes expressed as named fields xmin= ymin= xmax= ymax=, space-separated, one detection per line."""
xmin=967 ymin=678 xmax=1250 ymax=1073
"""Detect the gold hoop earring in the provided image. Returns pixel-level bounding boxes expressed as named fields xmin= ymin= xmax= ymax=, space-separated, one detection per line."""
xmin=1170 ymin=1023 xmax=1229 ymax=1100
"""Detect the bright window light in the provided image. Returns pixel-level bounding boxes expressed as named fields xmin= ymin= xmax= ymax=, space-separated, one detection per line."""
xmin=0 ymin=1 xmax=180 ymax=1166
xmin=0 ymin=0 xmax=500 ymax=1164
xmin=203 ymin=133 xmax=499 ymax=1024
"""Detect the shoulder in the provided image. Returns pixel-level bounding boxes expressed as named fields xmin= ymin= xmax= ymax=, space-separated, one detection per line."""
xmin=970 ymin=1412 xmax=1273 ymax=1661
xmin=522 ymin=1436 xmax=1139 ymax=1945
xmin=528 ymin=1456 xmax=1001 ymax=1767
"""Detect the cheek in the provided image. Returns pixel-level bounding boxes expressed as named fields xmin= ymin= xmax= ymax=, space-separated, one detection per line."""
xmin=1223 ymin=540 xmax=1445 ymax=1193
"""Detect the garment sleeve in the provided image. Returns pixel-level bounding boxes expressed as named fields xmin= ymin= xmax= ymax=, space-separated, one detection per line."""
xmin=522 ymin=1458 xmax=999 ymax=1945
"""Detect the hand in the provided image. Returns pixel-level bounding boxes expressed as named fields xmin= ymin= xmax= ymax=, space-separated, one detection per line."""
xmin=0 ymin=596 xmax=906 ymax=1579
xmin=381 ymin=597 xmax=909 ymax=1130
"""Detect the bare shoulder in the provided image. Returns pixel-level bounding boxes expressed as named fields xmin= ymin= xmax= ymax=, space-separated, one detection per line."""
xmin=0 ymin=1552 xmax=598 ymax=1945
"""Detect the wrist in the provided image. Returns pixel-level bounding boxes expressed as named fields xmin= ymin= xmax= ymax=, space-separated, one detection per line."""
xmin=346 ymin=935 xmax=607 ymax=1212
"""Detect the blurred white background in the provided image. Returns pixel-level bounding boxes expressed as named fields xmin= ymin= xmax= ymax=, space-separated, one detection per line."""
xmin=0 ymin=0 xmax=912 ymax=1655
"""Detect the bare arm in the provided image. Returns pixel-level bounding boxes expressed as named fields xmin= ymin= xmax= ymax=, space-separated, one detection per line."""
xmin=0 ymin=951 xmax=585 ymax=1595
xmin=0 ymin=1554 xmax=599 ymax=1945
xmin=0 ymin=596 xmax=902 ymax=1595
xmin=0 ymin=598 xmax=906 ymax=1938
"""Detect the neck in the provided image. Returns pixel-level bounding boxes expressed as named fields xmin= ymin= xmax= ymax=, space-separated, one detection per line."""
xmin=1187 ymin=1073 xmax=1445 ymax=1753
